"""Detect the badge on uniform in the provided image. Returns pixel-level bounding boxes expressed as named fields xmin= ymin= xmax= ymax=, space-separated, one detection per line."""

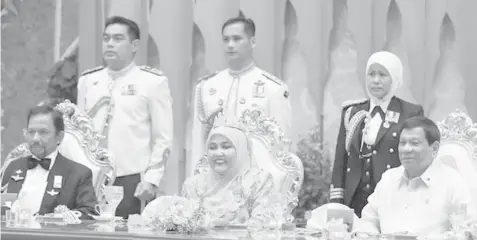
xmin=47 ymin=189 xmax=59 ymax=196
xmin=11 ymin=174 xmax=24 ymax=182
xmin=209 ymin=88 xmax=217 ymax=95
xmin=385 ymin=111 xmax=400 ymax=124
xmin=252 ymin=80 xmax=265 ymax=98
xmin=54 ymin=175 xmax=63 ymax=189
xmin=122 ymin=84 xmax=137 ymax=96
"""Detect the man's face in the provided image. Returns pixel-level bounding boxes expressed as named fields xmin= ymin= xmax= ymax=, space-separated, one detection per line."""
xmin=222 ymin=22 xmax=255 ymax=62
xmin=25 ymin=114 xmax=64 ymax=158
xmin=398 ymin=127 xmax=438 ymax=174
xmin=102 ymin=23 xmax=138 ymax=64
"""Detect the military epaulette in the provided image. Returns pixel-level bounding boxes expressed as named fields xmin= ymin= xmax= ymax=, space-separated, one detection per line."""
xmin=80 ymin=66 xmax=104 ymax=76
xmin=140 ymin=66 xmax=164 ymax=76
xmin=198 ymin=71 xmax=218 ymax=82
xmin=261 ymin=71 xmax=283 ymax=86
xmin=341 ymin=98 xmax=368 ymax=109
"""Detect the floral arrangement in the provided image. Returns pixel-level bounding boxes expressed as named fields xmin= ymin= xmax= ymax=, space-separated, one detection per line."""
xmin=143 ymin=196 xmax=211 ymax=233
xmin=444 ymin=219 xmax=477 ymax=240
xmin=292 ymin=125 xmax=333 ymax=226
xmin=54 ymin=205 xmax=70 ymax=213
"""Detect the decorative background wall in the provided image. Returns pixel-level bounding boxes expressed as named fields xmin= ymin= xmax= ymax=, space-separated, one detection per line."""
xmin=2 ymin=0 xmax=477 ymax=194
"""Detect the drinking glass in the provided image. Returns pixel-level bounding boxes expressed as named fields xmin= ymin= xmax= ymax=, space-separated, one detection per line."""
xmin=266 ymin=193 xmax=287 ymax=230
xmin=95 ymin=203 xmax=115 ymax=218
xmin=103 ymin=186 xmax=124 ymax=211
xmin=5 ymin=210 xmax=18 ymax=227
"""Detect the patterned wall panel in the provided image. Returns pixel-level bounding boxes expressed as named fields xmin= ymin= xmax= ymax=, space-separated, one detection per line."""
xmin=3 ymin=0 xmax=477 ymax=193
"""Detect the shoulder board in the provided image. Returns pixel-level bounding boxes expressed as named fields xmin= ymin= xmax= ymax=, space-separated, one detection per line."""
xmin=261 ymin=71 xmax=283 ymax=86
xmin=342 ymin=98 xmax=368 ymax=109
xmin=198 ymin=71 xmax=218 ymax=82
xmin=80 ymin=66 xmax=104 ymax=76
xmin=140 ymin=66 xmax=164 ymax=76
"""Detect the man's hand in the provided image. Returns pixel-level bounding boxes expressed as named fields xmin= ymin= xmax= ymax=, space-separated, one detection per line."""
xmin=134 ymin=181 xmax=157 ymax=202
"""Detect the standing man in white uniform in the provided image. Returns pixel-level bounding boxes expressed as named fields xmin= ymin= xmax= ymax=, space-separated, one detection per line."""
xmin=188 ymin=17 xmax=292 ymax=177
xmin=77 ymin=16 xmax=173 ymax=218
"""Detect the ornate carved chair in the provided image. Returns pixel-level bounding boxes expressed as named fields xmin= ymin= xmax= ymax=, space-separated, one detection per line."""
xmin=435 ymin=109 xmax=477 ymax=210
xmin=194 ymin=107 xmax=304 ymax=216
xmin=2 ymin=100 xmax=115 ymax=200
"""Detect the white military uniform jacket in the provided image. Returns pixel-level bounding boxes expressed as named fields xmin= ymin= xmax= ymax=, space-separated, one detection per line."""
xmin=77 ymin=63 xmax=173 ymax=186
xmin=188 ymin=64 xmax=291 ymax=176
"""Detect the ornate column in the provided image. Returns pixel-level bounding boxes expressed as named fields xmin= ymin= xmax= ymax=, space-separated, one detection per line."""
xmin=240 ymin=0 xmax=287 ymax=75
xmin=193 ymin=0 xmax=240 ymax=71
xmin=149 ymin=0 xmax=193 ymax=194
xmin=282 ymin=0 xmax=329 ymax=144
xmin=78 ymin=0 xmax=103 ymax=72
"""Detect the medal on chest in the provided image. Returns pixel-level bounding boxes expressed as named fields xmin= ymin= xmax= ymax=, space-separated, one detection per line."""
xmin=252 ymin=80 xmax=265 ymax=98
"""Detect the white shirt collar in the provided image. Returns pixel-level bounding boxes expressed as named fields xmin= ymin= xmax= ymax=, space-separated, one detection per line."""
xmin=107 ymin=61 xmax=136 ymax=80
xmin=227 ymin=61 xmax=256 ymax=77
xmin=370 ymin=98 xmax=392 ymax=113
xmin=400 ymin=160 xmax=437 ymax=188
xmin=32 ymin=149 xmax=58 ymax=170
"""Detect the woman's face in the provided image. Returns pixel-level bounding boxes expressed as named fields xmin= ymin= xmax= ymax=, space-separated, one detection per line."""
xmin=207 ymin=134 xmax=237 ymax=175
xmin=367 ymin=63 xmax=393 ymax=99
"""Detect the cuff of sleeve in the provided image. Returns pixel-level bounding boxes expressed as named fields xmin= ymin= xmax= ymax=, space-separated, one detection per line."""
xmin=142 ymin=170 xmax=163 ymax=187
xmin=330 ymin=187 xmax=344 ymax=200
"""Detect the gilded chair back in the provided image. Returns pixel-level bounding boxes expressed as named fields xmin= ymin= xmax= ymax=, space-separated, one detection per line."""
xmin=2 ymin=100 xmax=115 ymax=200
xmin=194 ymin=107 xmax=304 ymax=215
xmin=435 ymin=109 xmax=477 ymax=209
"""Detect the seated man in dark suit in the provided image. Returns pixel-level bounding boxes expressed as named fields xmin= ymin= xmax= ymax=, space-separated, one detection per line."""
xmin=1 ymin=105 xmax=98 ymax=219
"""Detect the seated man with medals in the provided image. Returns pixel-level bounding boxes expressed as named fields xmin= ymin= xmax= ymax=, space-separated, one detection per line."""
xmin=1 ymin=105 xmax=97 ymax=220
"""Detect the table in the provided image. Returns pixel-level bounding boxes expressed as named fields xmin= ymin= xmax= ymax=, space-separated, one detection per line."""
xmin=0 ymin=220 xmax=323 ymax=240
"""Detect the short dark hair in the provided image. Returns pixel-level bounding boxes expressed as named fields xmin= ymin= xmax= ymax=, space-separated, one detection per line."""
xmin=222 ymin=17 xmax=256 ymax=37
xmin=27 ymin=105 xmax=65 ymax=133
xmin=400 ymin=116 xmax=440 ymax=145
xmin=105 ymin=16 xmax=140 ymax=40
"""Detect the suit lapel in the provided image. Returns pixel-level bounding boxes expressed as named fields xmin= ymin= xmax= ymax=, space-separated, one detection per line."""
xmin=6 ymin=159 xmax=28 ymax=194
xmin=39 ymin=154 xmax=70 ymax=215
xmin=374 ymin=97 xmax=402 ymax=145
xmin=351 ymin=101 xmax=370 ymax=152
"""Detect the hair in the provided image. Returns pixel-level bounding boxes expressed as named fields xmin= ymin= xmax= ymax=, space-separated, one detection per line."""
xmin=105 ymin=16 xmax=140 ymax=40
xmin=222 ymin=17 xmax=256 ymax=37
xmin=27 ymin=105 xmax=65 ymax=133
xmin=400 ymin=116 xmax=440 ymax=145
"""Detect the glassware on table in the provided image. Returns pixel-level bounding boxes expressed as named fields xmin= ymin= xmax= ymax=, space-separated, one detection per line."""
xmin=265 ymin=193 xmax=288 ymax=230
xmin=95 ymin=203 xmax=115 ymax=218
xmin=5 ymin=210 xmax=18 ymax=227
xmin=102 ymin=186 xmax=124 ymax=212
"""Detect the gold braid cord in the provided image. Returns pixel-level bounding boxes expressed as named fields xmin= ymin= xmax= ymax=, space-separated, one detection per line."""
xmin=345 ymin=107 xmax=367 ymax=152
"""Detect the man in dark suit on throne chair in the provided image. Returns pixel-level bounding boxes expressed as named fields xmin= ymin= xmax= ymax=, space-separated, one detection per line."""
xmin=1 ymin=105 xmax=97 ymax=219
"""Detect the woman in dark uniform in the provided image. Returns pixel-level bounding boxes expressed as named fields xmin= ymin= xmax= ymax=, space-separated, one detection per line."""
xmin=330 ymin=51 xmax=424 ymax=217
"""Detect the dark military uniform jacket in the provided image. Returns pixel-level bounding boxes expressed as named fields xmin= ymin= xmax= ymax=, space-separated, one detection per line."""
xmin=330 ymin=96 xmax=424 ymax=205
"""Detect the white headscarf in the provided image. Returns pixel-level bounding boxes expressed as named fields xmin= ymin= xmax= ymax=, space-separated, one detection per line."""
xmin=203 ymin=125 xmax=253 ymax=196
xmin=363 ymin=51 xmax=403 ymax=146
xmin=365 ymin=51 xmax=403 ymax=106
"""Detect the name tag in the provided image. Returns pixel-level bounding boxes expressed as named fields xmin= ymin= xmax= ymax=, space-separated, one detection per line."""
xmin=54 ymin=175 xmax=62 ymax=189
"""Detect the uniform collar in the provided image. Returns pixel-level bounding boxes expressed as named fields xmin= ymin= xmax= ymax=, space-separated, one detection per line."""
xmin=107 ymin=61 xmax=136 ymax=80
xmin=369 ymin=97 xmax=392 ymax=112
xmin=227 ymin=61 xmax=256 ymax=77
xmin=31 ymin=149 xmax=58 ymax=171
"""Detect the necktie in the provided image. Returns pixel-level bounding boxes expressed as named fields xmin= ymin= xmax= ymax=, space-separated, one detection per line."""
xmin=371 ymin=106 xmax=385 ymax=120
xmin=27 ymin=157 xmax=51 ymax=170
